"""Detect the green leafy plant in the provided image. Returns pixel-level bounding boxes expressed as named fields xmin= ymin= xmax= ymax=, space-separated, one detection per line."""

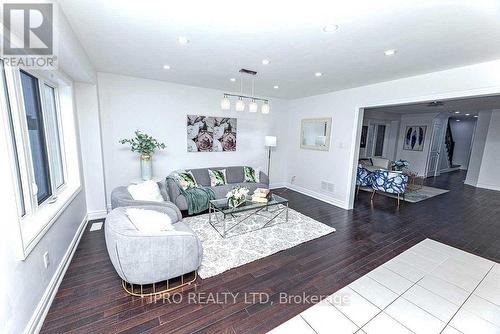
xmin=119 ymin=130 xmax=166 ymax=156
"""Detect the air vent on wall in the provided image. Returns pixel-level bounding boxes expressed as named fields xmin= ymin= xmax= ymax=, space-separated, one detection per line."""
xmin=427 ymin=101 xmax=444 ymax=107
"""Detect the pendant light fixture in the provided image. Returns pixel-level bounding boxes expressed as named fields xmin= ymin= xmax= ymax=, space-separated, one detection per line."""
xmin=261 ymin=100 xmax=270 ymax=114
xmin=220 ymin=94 xmax=231 ymax=110
xmin=235 ymin=96 xmax=245 ymax=111
xmin=249 ymin=99 xmax=258 ymax=113
xmin=235 ymin=77 xmax=245 ymax=111
xmin=249 ymin=78 xmax=258 ymax=112
xmin=220 ymin=68 xmax=270 ymax=114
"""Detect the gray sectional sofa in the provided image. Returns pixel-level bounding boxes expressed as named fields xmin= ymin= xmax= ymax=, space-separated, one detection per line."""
xmin=167 ymin=166 xmax=269 ymax=211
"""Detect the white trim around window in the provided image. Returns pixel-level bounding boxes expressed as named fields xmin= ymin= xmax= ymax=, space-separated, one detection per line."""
xmin=0 ymin=61 xmax=82 ymax=259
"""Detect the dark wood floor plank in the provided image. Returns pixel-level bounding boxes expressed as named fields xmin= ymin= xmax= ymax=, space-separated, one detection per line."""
xmin=41 ymin=171 xmax=500 ymax=333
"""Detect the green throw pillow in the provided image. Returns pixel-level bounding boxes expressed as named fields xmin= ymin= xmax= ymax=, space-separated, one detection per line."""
xmin=174 ymin=170 xmax=198 ymax=190
xmin=243 ymin=166 xmax=260 ymax=183
xmin=208 ymin=169 xmax=227 ymax=187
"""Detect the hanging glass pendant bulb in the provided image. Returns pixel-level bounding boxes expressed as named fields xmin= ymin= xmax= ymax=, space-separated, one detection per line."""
xmin=261 ymin=100 xmax=270 ymax=114
xmin=220 ymin=95 xmax=231 ymax=110
xmin=249 ymin=99 xmax=258 ymax=113
xmin=235 ymin=97 xmax=245 ymax=111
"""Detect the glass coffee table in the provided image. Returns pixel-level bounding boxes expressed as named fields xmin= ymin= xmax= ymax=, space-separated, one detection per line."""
xmin=208 ymin=194 xmax=289 ymax=238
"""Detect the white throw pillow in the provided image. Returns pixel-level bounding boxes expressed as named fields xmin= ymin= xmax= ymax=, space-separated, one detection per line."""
xmin=126 ymin=208 xmax=175 ymax=232
xmin=127 ymin=180 xmax=164 ymax=202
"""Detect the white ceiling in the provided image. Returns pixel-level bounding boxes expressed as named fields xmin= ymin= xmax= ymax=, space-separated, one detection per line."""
xmin=367 ymin=94 xmax=500 ymax=117
xmin=57 ymin=0 xmax=500 ymax=99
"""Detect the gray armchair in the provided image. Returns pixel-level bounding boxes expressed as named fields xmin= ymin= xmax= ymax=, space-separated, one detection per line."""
xmin=110 ymin=181 xmax=182 ymax=221
xmin=104 ymin=205 xmax=202 ymax=295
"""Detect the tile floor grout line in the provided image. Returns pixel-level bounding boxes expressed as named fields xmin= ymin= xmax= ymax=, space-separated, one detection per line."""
xmin=473 ymin=292 xmax=500 ymax=308
xmin=355 ymin=272 xmax=422 ymax=333
xmin=324 ymin=290 xmax=366 ymax=331
xmin=414 ymin=280 xmax=466 ymax=307
xmin=438 ymin=264 xmax=496 ymax=334
xmin=299 ymin=314 xmax=319 ymax=334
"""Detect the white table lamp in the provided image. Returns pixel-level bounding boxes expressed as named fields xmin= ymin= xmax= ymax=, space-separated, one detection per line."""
xmin=265 ymin=136 xmax=277 ymax=180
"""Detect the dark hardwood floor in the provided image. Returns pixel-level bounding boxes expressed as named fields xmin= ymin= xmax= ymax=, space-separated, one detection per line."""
xmin=41 ymin=171 xmax=500 ymax=334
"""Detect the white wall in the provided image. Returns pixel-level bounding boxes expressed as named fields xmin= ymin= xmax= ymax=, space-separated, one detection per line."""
xmin=96 ymin=72 xmax=289 ymax=207
xmin=475 ymin=110 xmax=500 ymax=191
xmin=286 ymin=59 xmax=500 ymax=209
xmin=466 ymin=111 xmax=492 ymax=186
xmin=449 ymin=118 xmax=476 ymax=170
xmin=0 ymin=9 xmax=94 ymax=334
xmin=75 ymin=83 xmax=107 ymax=218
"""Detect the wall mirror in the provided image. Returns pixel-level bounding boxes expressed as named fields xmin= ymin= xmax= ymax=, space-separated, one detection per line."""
xmin=300 ymin=118 xmax=332 ymax=151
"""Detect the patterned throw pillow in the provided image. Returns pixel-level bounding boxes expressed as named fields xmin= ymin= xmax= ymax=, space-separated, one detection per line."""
xmin=173 ymin=170 xmax=198 ymax=190
xmin=208 ymin=169 xmax=227 ymax=187
xmin=243 ymin=166 xmax=260 ymax=183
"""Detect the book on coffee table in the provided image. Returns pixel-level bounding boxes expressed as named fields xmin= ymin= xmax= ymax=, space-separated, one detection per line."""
xmin=252 ymin=188 xmax=271 ymax=203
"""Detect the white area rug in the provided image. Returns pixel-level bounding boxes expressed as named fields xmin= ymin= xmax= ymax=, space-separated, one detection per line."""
xmin=361 ymin=185 xmax=449 ymax=203
xmin=183 ymin=207 xmax=336 ymax=279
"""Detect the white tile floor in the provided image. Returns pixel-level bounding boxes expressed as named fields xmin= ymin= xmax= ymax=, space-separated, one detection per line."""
xmin=268 ymin=239 xmax=500 ymax=334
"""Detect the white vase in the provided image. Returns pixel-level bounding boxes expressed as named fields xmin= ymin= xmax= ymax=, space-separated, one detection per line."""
xmin=140 ymin=154 xmax=152 ymax=181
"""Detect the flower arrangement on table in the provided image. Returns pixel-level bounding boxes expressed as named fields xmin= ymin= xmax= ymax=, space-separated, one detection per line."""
xmin=226 ymin=186 xmax=249 ymax=208
xmin=392 ymin=159 xmax=409 ymax=172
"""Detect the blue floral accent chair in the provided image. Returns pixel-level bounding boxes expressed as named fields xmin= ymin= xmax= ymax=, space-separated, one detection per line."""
xmin=356 ymin=165 xmax=373 ymax=195
xmin=371 ymin=170 xmax=408 ymax=205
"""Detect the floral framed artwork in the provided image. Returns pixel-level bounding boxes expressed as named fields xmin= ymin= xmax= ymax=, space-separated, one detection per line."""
xmin=403 ymin=125 xmax=427 ymax=151
xmin=187 ymin=115 xmax=237 ymax=152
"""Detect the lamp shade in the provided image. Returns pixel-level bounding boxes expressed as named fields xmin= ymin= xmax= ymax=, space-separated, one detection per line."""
xmin=220 ymin=96 xmax=231 ymax=110
xmin=261 ymin=101 xmax=270 ymax=114
xmin=265 ymin=136 xmax=277 ymax=147
xmin=235 ymin=97 xmax=245 ymax=111
xmin=249 ymin=100 xmax=258 ymax=113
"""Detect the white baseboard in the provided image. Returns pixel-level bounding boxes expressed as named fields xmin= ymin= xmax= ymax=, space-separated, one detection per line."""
xmin=24 ymin=215 xmax=89 ymax=334
xmin=88 ymin=209 xmax=108 ymax=221
xmin=440 ymin=168 xmax=458 ymax=174
xmin=286 ymin=183 xmax=349 ymax=210
xmin=475 ymin=182 xmax=500 ymax=192
xmin=270 ymin=182 xmax=287 ymax=189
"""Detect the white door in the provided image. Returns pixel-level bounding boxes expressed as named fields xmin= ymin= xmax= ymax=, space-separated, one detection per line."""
xmin=426 ymin=122 xmax=444 ymax=177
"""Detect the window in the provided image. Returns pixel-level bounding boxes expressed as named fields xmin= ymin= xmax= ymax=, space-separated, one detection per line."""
xmin=43 ymin=84 xmax=65 ymax=189
xmin=0 ymin=61 xmax=79 ymax=257
xmin=0 ymin=60 xmax=25 ymax=216
xmin=20 ymin=71 xmax=53 ymax=204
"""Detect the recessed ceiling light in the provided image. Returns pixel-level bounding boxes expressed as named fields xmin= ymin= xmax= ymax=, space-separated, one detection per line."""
xmin=322 ymin=24 xmax=339 ymax=33
xmin=162 ymin=65 xmax=170 ymax=70
xmin=230 ymin=78 xmax=236 ymax=82
xmin=315 ymin=72 xmax=323 ymax=77
xmin=273 ymin=85 xmax=279 ymax=89
xmin=465 ymin=113 xmax=470 ymax=116
xmin=454 ymin=111 xmax=460 ymax=114
xmin=262 ymin=59 xmax=270 ymax=65
xmin=456 ymin=119 xmax=461 ymax=122
xmin=384 ymin=49 xmax=397 ymax=56
xmin=178 ymin=36 xmax=190 ymax=45
xmin=474 ymin=115 xmax=478 ymax=118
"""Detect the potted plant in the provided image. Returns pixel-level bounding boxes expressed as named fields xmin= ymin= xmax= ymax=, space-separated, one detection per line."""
xmin=119 ymin=130 xmax=166 ymax=180
xmin=226 ymin=186 xmax=249 ymax=208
